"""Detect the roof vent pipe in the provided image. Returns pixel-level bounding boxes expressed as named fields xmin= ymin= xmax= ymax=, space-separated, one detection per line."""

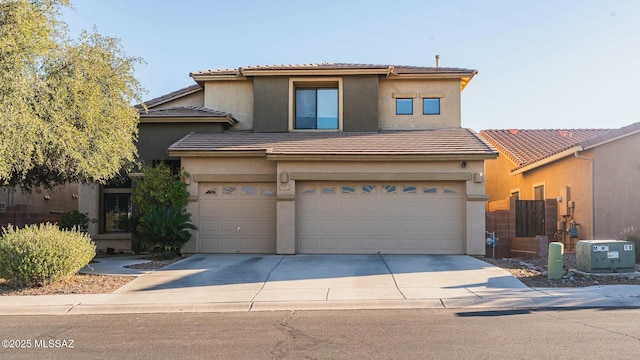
xmin=435 ymin=55 xmax=440 ymax=68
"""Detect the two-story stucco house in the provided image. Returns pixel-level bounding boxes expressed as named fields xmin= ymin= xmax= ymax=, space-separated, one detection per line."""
xmin=80 ymin=63 xmax=497 ymax=255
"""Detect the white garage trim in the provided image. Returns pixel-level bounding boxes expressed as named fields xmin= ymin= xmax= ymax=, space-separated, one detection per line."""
xmin=198 ymin=183 xmax=276 ymax=253
xmin=297 ymin=181 xmax=465 ymax=254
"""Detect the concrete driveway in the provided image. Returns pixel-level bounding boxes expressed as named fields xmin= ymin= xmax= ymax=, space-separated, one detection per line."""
xmin=111 ymin=254 xmax=532 ymax=307
xmin=6 ymin=254 xmax=640 ymax=315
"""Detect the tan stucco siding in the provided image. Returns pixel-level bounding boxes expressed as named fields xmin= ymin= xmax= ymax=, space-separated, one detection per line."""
xmin=378 ymin=78 xmax=461 ymax=129
xmin=152 ymin=91 xmax=204 ymax=109
xmin=592 ymin=132 xmax=640 ymax=239
xmin=204 ymin=81 xmax=254 ymax=130
xmin=484 ymin=155 xmax=522 ymax=201
xmin=520 ymin=156 xmax=593 ymax=240
xmin=485 ymin=152 xmax=594 ymax=240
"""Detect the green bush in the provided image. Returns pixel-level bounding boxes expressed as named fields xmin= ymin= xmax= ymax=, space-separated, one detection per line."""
xmin=0 ymin=223 xmax=96 ymax=287
xmin=58 ymin=210 xmax=93 ymax=232
xmin=132 ymin=163 xmax=190 ymax=214
xmin=132 ymin=163 xmax=195 ymax=256
xmin=138 ymin=206 xmax=197 ymax=257
xmin=620 ymin=226 xmax=640 ymax=263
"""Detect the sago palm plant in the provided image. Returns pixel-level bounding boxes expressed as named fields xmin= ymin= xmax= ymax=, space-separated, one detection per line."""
xmin=138 ymin=206 xmax=197 ymax=257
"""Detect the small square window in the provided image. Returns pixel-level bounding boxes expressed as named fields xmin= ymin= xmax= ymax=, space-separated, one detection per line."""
xmin=396 ymin=99 xmax=413 ymax=115
xmin=423 ymin=98 xmax=440 ymax=115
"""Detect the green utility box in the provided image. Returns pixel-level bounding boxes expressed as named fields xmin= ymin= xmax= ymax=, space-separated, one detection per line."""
xmin=576 ymin=240 xmax=636 ymax=273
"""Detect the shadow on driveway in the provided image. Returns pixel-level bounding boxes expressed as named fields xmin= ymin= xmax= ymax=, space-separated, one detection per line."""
xmin=118 ymin=254 xmax=526 ymax=293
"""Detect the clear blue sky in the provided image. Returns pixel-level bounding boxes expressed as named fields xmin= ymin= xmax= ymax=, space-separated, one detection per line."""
xmin=62 ymin=0 xmax=640 ymax=131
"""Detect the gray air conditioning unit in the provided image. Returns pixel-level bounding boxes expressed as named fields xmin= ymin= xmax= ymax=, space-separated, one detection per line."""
xmin=576 ymin=240 xmax=636 ymax=273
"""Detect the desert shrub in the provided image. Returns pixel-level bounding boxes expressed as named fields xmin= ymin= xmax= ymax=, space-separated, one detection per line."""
xmin=620 ymin=226 xmax=640 ymax=263
xmin=58 ymin=210 xmax=93 ymax=232
xmin=138 ymin=206 xmax=197 ymax=258
xmin=0 ymin=223 xmax=96 ymax=287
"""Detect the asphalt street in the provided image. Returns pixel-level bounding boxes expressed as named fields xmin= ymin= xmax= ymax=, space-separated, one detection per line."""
xmin=1 ymin=308 xmax=640 ymax=359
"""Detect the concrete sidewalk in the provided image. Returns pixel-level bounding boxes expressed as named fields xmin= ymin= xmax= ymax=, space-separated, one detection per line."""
xmin=1 ymin=254 xmax=639 ymax=315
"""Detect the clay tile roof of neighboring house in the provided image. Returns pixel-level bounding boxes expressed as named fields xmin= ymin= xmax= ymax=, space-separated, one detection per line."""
xmin=135 ymin=84 xmax=203 ymax=109
xmin=190 ymin=63 xmax=476 ymax=77
xmin=168 ymin=129 xmax=497 ymax=157
xmin=479 ymin=129 xmax=612 ymax=170
xmin=580 ymin=121 xmax=640 ymax=149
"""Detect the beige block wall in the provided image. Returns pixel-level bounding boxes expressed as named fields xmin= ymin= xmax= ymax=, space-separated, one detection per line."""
xmin=378 ymin=78 xmax=461 ymax=129
xmin=0 ymin=183 xmax=78 ymax=215
xmin=592 ymin=132 xmax=640 ymax=239
xmin=204 ymin=81 xmax=254 ymax=130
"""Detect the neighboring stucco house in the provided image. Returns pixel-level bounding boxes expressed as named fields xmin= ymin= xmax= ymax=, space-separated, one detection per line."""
xmin=0 ymin=183 xmax=78 ymax=228
xmin=480 ymin=122 xmax=640 ymax=243
xmin=81 ymin=63 xmax=497 ymax=255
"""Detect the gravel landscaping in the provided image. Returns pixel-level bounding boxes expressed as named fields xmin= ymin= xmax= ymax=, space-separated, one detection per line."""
xmin=480 ymin=253 xmax=640 ymax=288
xmin=0 ymin=257 xmax=183 ymax=296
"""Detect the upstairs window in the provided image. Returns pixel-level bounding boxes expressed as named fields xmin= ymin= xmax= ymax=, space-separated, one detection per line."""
xmin=295 ymin=88 xmax=338 ymax=129
xmin=395 ymin=98 xmax=413 ymax=115
xmin=422 ymin=98 xmax=440 ymax=115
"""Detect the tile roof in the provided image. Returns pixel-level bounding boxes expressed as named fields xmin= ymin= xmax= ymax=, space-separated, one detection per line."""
xmin=139 ymin=106 xmax=234 ymax=119
xmin=136 ymin=84 xmax=202 ymax=109
xmin=190 ymin=63 xmax=477 ymax=77
xmin=479 ymin=129 xmax=612 ymax=170
xmin=580 ymin=121 xmax=640 ymax=149
xmin=168 ymin=129 xmax=497 ymax=158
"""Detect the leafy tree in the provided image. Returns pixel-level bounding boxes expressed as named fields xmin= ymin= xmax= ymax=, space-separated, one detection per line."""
xmin=131 ymin=163 xmax=189 ymax=214
xmin=0 ymin=0 xmax=144 ymax=190
xmin=131 ymin=163 xmax=195 ymax=256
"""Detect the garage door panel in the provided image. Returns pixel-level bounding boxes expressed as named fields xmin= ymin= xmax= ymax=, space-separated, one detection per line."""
xmin=199 ymin=183 xmax=276 ymax=253
xmin=298 ymin=181 xmax=465 ymax=254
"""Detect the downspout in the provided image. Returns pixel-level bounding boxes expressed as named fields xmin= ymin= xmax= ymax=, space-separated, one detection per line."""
xmin=574 ymin=151 xmax=595 ymax=239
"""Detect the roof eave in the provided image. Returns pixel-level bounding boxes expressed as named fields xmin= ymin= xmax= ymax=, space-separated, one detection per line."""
xmin=582 ymin=127 xmax=640 ymax=150
xmin=190 ymin=69 xmax=477 ymax=87
xmin=387 ymin=71 xmax=477 ymax=90
xmin=139 ymin=116 xmax=237 ymax=125
xmin=242 ymin=68 xmax=387 ymax=77
xmin=511 ymin=146 xmax=582 ymax=175
xmin=190 ymin=74 xmax=248 ymax=82
xmin=167 ymin=150 xmax=266 ymax=157
xmin=265 ymin=153 xmax=497 ymax=161
xmin=140 ymin=86 xmax=203 ymax=109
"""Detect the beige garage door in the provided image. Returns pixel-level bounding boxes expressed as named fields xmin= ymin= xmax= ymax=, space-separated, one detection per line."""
xmin=199 ymin=183 xmax=276 ymax=253
xmin=297 ymin=182 xmax=465 ymax=254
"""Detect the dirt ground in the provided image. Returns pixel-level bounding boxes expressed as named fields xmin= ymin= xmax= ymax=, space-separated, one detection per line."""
xmin=2 ymin=254 xmax=639 ymax=296
xmin=0 ymin=257 xmax=182 ymax=296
